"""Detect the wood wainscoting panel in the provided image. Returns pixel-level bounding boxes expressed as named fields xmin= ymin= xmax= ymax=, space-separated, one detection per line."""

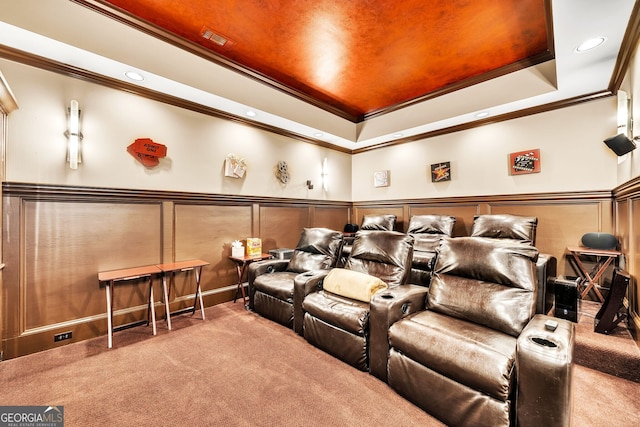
xmin=22 ymin=201 xmax=162 ymax=330
xmin=1 ymin=200 xmax=163 ymax=358
xmin=630 ymin=198 xmax=640 ymax=337
xmin=488 ymin=202 xmax=612 ymax=277
xmin=260 ymin=206 xmax=311 ymax=251
xmin=614 ymin=177 xmax=640 ymax=344
xmin=616 ymin=199 xmax=630 ymax=264
xmin=173 ymin=203 xmax=252 ymax=300
xmin=312 ymin=206 xmax=350 ymax=232
xmin=408 ymin=204 xmax=480 ymax=236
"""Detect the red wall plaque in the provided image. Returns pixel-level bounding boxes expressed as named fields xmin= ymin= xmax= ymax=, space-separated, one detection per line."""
xmin=127 ymin=138 xmax=167 ymax=167
xmin=509 ymin=149 xmax=540 ymax=175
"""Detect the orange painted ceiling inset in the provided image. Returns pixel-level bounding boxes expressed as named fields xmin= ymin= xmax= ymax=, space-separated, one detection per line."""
xmin=103 ymin=0 xmax=550 ymax=121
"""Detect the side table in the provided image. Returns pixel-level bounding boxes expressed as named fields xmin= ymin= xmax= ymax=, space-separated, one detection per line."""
xmin=156 ymin=259 xmax=210 ymax=330
xmin=98 ymin=265 xmax=162 ymax=348
xmin=566 ymin=246 xmax=621 ymax=303
xmin=228 ymin=253 xmax=273 ymax=307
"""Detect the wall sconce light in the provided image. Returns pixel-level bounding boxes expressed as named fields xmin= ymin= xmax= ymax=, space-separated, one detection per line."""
xmin=64 ymin=99 xmax=83 ymax=169
xmin=306 ymin=180 xmax=314 ymax=190
xmin=617 ymin=90 xmax=632 ymax=138
xmin=321 ymin=157 xmax=328 ymax=192
xmin=604 ymin=90 xmax=637 ymax=158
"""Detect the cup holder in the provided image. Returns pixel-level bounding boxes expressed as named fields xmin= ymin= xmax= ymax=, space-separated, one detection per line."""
xmin=379 ymin=292 xmax=394 ymax=299
xmin=529 ymin=337 xmax=558 ymax=348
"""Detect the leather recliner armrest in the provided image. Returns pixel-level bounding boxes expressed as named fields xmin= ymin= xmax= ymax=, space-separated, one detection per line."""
xmin=516 ymin=314 xmax=574 ymax=427
xmin=292 ymin=270 xmax=331 ymax=335
xmin=247 ymin=259 xmax=290 ymax=310
xmin=369 ymin=284 xmax=429 ymax=382
xmin=536 ymin=254 xmax=557 ymax=314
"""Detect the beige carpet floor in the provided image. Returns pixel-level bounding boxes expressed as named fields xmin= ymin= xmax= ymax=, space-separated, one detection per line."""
xmin=0 ymin=301 xmax=639 ymax=426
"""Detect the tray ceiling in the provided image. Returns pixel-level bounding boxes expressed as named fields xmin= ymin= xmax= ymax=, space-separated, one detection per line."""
xmin=102 ymin=0 xmax=551 ymax=121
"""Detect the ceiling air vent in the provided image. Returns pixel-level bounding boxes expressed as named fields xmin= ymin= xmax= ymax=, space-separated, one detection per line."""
xmin=200 ymin=26 xmax=232 ymax=48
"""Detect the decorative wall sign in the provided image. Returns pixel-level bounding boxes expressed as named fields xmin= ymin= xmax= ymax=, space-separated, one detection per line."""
xmin=275 ymin=161 xmax=290 ymax=184
xmin=224 ymin=153 xmax=247 ymax=178
xmin=509 ymin=149 xmax=541 ymax=175
xmin=127 ymin=138 xmax=167 ymax=168
xmin=373 ymin=170 xmax=390 ymax=187
xmin=431 ymin=162 xmax=451 ymax=182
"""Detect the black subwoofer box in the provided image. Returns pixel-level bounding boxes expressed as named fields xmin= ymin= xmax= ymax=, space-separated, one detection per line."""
xmin=554 ymin=276 xmax=581 ymax=323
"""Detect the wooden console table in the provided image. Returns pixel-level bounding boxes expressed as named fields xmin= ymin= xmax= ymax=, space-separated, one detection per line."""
xmin=566 ymin=246 xmax=622 ymax=302
xmin=98 ymin=265 xmax=162 ymax=348
xmin=156 ymin=259 xmax=209 ymax=330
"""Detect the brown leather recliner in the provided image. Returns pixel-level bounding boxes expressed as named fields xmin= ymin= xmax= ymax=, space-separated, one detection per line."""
xmin=248 ymin=227 xmax=343 ymax=333
xmin=470 ymin=214 xmax=557 ymax=314
xmin=298 ymin=230 xmax=414 ymax=370
xmin=339 ymin=214 xmax=398 ymax=267
xmin=370 ymin=236 xmax=574 ymax=427
xmin=407 ymin=214 xmax=456 ymax=287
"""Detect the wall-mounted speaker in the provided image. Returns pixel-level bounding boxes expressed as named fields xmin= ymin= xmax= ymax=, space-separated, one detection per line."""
xmin=581 ymin=232 xmax=618 ymax=250
xmin=604 ymin=133 xmax=636 ymax=156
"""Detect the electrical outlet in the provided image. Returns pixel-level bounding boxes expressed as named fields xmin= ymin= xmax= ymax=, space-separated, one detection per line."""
xmin=54 ymin=331 xmax=72 ymax=342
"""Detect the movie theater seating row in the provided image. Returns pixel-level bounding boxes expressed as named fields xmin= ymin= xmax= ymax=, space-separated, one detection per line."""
xmin=247 ymin=214 xmax=574 ymax=426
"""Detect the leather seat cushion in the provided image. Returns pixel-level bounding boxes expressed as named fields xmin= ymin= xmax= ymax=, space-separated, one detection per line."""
xmin=285 ymin=227 xmax=344 ymax=273
xmin=286 ymin=251 xmax=334 ymax=273
xmin=389 ymin=310 xmax=516 ymax=401
xmin=412 ymin=234 xmax=442 ymax=253
xmin=471 ymin=214 xmax=537 ymax=243
xmin=409 ymin=268 xmax=431 ymax=287
xmin=252 ymin=271 xmax=297 ymax=302
xmin=361 ymin=214 xmax=396 ymax=231
xmin=302 ymin=290 xmax=370 ymax=335
xmin=411 ymin=251 xmax=436 ymax=270
xmin=407 ymin=215 xmax=455 ymax=236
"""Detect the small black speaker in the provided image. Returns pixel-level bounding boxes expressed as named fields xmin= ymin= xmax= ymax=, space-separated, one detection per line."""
xmin=604 ymin=134 xmax=636 ymax=156
xmin=554 ymin=277 xmax=580 ymax=323
xmin=581 ymin=232 xmax=617 ymax=250
xmin=344 ymin=223 xmax=359 ymax=233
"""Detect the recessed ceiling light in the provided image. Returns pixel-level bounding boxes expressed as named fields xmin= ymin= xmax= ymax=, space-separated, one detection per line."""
xmin=245 ymin=110 xmax=256 ymax=117
xmin=475 ymin=111 xmax=490 ymax=118
xmin=314 ymin=132 xmax=324 ymax=138
xmin=575 ymin=37 xmax=606 ymax=53
xmin=392 ymin=133 xmax=404 ymax=138
xmin=124 ymin=71 xmax=145 ymax=82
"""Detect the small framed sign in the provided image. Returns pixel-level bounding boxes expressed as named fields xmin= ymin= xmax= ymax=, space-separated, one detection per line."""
xmin=431 ymin=162 xmax=451 ymax=182
xmin=509 ymin=149 xmax=541 ymax=175
xmin=373 ymin=170 xmax=390 ymax=187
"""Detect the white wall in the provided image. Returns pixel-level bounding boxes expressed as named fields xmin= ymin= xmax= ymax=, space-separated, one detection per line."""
xmin=352 ymin=97 xmax=619 ymax=201
xmin=1 ymin=59 xmax=352 ymax=201
xmin=1 ymin=57 xmax=625 ymax=203
xmin=618 ymin=39 xmax=640 ymax=184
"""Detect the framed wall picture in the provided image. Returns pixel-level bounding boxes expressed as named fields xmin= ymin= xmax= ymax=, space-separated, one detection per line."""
xmin=431 ymin=162 xmax=451 ymax=182
xmin=373 ymin=170 xmax=390 ymax=187
xmin=509 ymin=149 xmax=541 ymax=175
